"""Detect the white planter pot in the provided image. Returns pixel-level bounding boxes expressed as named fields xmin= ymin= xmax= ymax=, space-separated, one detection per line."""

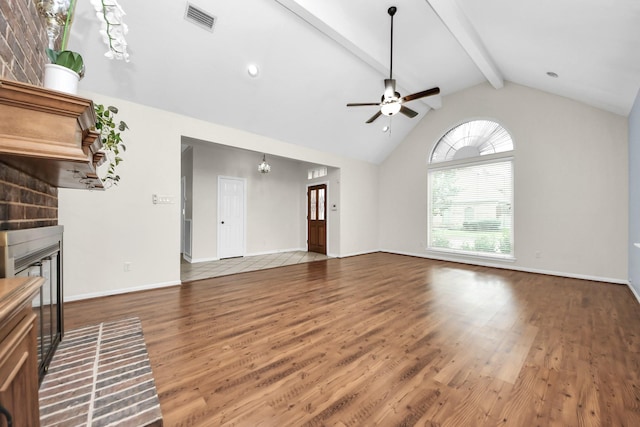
xmin=43 ymin=64 xmax=80 ymax=95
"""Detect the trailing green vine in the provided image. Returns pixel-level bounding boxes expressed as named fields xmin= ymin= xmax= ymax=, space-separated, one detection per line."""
xmin=94 ymin=103 xmax=129 ymax=186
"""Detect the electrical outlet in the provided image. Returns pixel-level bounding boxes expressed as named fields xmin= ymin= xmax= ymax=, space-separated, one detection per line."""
xmin=124 ymin=262 xmax=132 ymax=272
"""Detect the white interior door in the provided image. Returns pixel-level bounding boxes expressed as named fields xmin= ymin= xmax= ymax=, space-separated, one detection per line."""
xmin=218 ymin=177 xmax=245 ymax=259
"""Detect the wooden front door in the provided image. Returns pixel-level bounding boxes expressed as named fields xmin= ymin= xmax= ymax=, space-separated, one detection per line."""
xmin=307 ymin=184 xmax=327 ymax=254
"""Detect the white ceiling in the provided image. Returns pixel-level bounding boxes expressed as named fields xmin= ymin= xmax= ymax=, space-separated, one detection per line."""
xmin=68 ymin=0 xmax=640 ymax=164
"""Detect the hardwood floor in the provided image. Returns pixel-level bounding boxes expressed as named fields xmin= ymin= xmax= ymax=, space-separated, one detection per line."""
xmin=64 ymin=253 xmax=640 ymax=426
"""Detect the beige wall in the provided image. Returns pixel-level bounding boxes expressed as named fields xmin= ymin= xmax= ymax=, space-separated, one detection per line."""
xmin=379 ymin=82 xmax=629 ymax=282
xmin=187 ymin=141 xmax=307 ymax=261
xmin=184 ymin=140 xmax=343 ymax=261
xmin=59 ymin=81 xmax=627 ymax=301
xmin=60 ymin=91 xmax=378 ymax=300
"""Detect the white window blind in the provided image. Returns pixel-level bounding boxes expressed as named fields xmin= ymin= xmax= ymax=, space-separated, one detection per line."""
xmin=431 ymin=120 xmax=513 ymax=163
xmin=429 ymin=157 xmax=513 ymax=258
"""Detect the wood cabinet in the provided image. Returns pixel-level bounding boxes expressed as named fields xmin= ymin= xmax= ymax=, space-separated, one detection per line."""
xmin=0 ymin=276 xmax=44 ymax=427
xmin=0 ymin=78 xmax=105 ymax=189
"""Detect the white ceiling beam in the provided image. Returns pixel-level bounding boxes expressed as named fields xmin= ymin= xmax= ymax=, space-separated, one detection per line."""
xmin=274 ymin=0 xmax=441 ymax=110
xmin=426 ymin=0 xmax=503 ymax=89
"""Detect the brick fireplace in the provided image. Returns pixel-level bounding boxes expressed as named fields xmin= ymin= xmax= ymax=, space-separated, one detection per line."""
xmin=0 ymin=0 xmax=58 ymax=230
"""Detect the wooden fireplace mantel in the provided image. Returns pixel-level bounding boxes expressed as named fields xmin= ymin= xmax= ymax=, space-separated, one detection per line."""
xmin=0 ymin=276 xmax=44 ymax=427
xmin=0 ymin=78 xmax=105 ymax=190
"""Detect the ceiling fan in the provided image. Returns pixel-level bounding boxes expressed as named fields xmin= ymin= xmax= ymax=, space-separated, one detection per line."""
xmin=347 ymin=6 xmax=440 ymax=124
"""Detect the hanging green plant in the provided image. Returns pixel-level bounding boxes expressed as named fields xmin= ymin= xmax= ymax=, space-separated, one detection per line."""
xmin=94 ymin=103 xmax=129 ymax=186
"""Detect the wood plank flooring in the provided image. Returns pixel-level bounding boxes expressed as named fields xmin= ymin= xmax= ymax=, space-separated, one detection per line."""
xmin=63 ymin=253 xmax=640 ymax=426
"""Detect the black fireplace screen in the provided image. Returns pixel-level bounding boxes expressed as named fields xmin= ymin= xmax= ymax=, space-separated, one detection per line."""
xmin=0 ymin=226 xmax=64 ymax=383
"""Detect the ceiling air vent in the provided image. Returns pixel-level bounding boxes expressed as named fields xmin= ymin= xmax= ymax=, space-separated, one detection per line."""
xmin=184 ymin=3 xmax=216 ymax=32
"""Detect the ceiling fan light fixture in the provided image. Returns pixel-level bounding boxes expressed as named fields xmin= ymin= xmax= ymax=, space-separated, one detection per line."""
xmin=381 ymin=101 xmax=401 ymax=116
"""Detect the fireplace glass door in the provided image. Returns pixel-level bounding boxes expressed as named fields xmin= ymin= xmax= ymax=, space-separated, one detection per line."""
xmin=1 ymin=226 xmax=64 ymax=383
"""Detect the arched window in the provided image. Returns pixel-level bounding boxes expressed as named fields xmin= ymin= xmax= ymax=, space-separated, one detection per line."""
xmin=428 ymin=119 xmax=514 ymax=258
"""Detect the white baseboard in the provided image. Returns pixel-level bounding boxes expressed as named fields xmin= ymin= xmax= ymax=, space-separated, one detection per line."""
xmin=245 ymin=247 xmax=307 ymax=257
xmin=185 ymin=256 xmax=219 ymax=264
xmin=627 ymin=282 xmax=640 ymax=304
xmin=65 ymin=251 xmax=632 ymax=303
xmin=186 ymin=249 xmax=317 ymax=263
xmin=381 ymin=249 xmax=628 ymax=285
xmin=65 ymin=280 xmax=181 ymax=302
xmin=337 ymin=249 xmax=379 ymax=258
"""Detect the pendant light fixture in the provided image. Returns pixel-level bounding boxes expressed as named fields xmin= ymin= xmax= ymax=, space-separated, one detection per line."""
xmin=258 ymin=154 xmax=271 ymax=173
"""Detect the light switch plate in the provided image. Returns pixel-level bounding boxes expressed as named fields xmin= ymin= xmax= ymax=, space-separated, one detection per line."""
xmin=152 ymin=194 xmax=175 ymax=204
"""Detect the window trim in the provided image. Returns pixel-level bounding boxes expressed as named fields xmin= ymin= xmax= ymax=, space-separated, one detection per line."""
xmin=427 ymin=119 xmax=515 ymax=261
xmin=427 ymin=153 xmax=514 ymax=173
xmin=428 ymin=118 xmax=516 ymax=164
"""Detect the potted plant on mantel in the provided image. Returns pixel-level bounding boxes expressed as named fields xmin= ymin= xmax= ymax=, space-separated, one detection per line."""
xmin=44 ymin=48 xmax=84 ymax=94
xmin=37 ymin=0 xmax=130 ymax=186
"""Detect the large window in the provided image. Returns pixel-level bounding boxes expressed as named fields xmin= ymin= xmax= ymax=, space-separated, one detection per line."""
xmin=428 ymin=120 xmax=514 ymax=258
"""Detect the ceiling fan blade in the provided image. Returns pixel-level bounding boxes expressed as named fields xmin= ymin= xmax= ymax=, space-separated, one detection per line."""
xmin=401 ymin=87 xmax=440 ymax=103
xmin=384 ymin=79 xmax=396 ymax=99
xmin=400 ymin=105 xmax=418 ymax=118
xmin=347 ymin=102 xmax=381 ymax=107
xmin=366 ymin=111 xmax=383 ymax=124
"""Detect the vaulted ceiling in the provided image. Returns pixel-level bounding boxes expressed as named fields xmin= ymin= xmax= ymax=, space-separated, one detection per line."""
xmin=69 ymin=0 xmax=640 ymax=164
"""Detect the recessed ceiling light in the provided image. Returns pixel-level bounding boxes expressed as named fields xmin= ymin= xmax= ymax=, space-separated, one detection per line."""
xmin=247 ymin=64 xmax=259 ymax=77
xmin=546 ymin=71 xmax=559 ymax=78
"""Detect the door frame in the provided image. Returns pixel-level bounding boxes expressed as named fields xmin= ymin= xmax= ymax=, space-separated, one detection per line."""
xmin=306 ymin=181 xmax=329 ymax=254
xmin=180 ymin=175 xmax=186 ymax=254
xmin=217 ymin=176 xmax=247 ymax=259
